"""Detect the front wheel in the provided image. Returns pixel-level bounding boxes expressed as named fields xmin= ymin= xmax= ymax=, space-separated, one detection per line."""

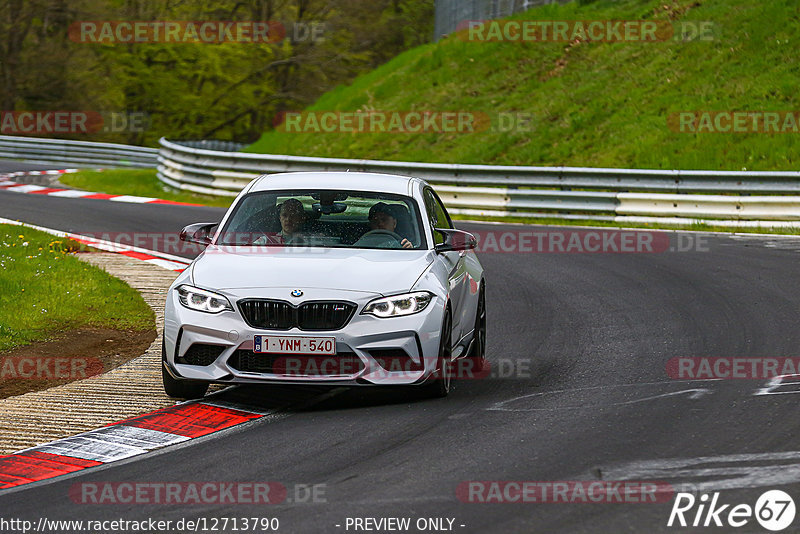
xmin=162 ymin=337 xmax=209 ymax=399
xmin=421 ymin=310 xmax=452 ymax=398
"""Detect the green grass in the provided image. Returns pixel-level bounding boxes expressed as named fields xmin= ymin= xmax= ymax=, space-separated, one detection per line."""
xmin=0 ymin=225 xmax=156 ymax=351
xmin=61 ymin=169 xmax=234 ymax=208
xmin=246 ymin=0 xmax=800 ymax=171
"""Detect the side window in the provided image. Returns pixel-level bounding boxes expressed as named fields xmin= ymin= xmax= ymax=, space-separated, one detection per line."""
xmin=431 ymin=190 xmax=453 ymax=230
xmin=424 ymin=190 xmax=438 ymax=228
xmin=424 ymin=189 xmax=453 ymax=245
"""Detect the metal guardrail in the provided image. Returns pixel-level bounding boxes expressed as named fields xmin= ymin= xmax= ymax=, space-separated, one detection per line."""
xmin=2 ymin=135 xmax=798 ymax=226
xmin=0 ymin=135 xmax=158 ymax=168
xmin=157 ymin=137 xmax=800 ymax=226
xmin=168 ymin=140 xmax=246 ymax=152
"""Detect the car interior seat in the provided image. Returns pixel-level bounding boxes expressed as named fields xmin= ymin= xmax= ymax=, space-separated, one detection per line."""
xmin=389 ymin=204 xmax=415 ymax=245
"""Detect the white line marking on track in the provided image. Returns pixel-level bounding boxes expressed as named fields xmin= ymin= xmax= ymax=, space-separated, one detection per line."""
xmin=0 ymin=169 xmax=194 ymax=206
xmin=144 ymin=258 xmax=189 ymax=271
xmin=754 ymin=373 xmax=800 ymax=396
xmin=0 ymin=386 xmax=351 ymax=495
xmin=85 ymin=425 xmax=190 ymax=449
xmin=46 ymin=190 xmax=95 ymax=198
xmin=601 ymin=451 xmax=800 ymax=492
xmin=29 ymin=437 xmax=146 ymax=463
xmin=487 ymin=381 xmax=717 ymax=412
xmin=199 ymin=400 xmax=276 ymax=416
xmin=4 ymin=185 xmax=46 ymax=193
xmin=18 ymin=426 xmax=190 ymax=464
xmin=109 ymin=195 xmax=157 ymax=203
xmin=0 ymin=217 xmax=191 ymax=269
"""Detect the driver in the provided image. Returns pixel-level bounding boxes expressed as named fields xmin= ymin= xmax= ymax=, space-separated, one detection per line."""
xmin=278 ymin=198 xmax=306 ymax=243
xmin=367 ymin=202 xmax=413 ymax=249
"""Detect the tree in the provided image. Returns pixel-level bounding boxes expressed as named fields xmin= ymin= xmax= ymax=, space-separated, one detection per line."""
xmin=0 ymin=0 xmax=434 ymax=144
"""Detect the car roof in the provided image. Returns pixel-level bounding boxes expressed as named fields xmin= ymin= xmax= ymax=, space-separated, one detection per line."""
xmin=247 ymin=172 xmax=424 ymax=196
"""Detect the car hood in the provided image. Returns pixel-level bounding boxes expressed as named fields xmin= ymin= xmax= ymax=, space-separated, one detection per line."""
xmin=192 ymin=246 xmax=435 ymax=295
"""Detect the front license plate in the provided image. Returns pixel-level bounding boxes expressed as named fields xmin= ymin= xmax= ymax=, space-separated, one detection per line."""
xmin=254 ymin=335 xmax=336 ymax=355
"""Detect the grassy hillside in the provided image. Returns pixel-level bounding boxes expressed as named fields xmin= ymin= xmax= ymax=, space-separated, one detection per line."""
xmin=247 ymin=0 xmax=800 ymax=171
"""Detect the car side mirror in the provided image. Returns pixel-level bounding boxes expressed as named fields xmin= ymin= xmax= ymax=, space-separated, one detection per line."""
xmin=179 ymin=222 xmax=218 ymax=245
xmin=434 ymin=229 xmax=477 ymax=253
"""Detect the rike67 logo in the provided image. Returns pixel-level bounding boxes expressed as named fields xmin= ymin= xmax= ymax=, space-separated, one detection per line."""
xmin=668 ymin=490 xmax=795 ymax=531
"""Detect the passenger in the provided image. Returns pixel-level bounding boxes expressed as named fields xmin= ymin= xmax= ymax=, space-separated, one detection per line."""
xmin=368 ymin=202 xmax=413 ymax=249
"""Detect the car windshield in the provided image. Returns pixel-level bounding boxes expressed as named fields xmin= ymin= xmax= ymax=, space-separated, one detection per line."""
xmin=217 ymin=189 xmax=427 ymax=250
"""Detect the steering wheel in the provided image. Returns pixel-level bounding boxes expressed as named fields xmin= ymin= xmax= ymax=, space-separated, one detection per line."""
xmin=354 ymin=229 xmax=408 ymax=249
xmin=248 ymin=232 xmax=283 ymax=245
xmin=286 ymin=233 xmax=308 ymax=245
xmin=362 ymin=229 xmax=404 ymax=241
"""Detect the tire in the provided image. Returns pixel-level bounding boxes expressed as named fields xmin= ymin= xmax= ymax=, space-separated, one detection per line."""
xmin=467 ymin=282 xmax=487 ymax=372
xmin=421 ymin=309 xmax=453 ymax=398
xmin=161 ymin=337 xmax=209 ymax=400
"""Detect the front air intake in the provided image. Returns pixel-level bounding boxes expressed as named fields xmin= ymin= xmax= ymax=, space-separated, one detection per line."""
xmin=238 ymin=299 xmax=356 ymax=331
xmin=176 ymin=343 xmax=226 ymax=366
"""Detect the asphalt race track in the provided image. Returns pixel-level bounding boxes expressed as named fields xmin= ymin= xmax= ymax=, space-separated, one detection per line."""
xmin=3 ymin=176 xmax=800 ymax=533
xmin=0 ymin=161 xmax=68 ymax=174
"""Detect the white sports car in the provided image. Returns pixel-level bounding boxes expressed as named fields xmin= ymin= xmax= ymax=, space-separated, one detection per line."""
xmin=162 ymin=172 xmax=486 ymax=399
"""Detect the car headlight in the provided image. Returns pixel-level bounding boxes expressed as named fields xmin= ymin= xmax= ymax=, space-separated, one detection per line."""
xmin=176 ymin=285 xmax=233 ymax=313
xmin=362 ymin=291 xmax=433 ymax=318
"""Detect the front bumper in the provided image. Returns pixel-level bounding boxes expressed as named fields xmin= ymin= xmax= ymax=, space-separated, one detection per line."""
xmin=164 ymin=286 xmax=445 ymax=386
